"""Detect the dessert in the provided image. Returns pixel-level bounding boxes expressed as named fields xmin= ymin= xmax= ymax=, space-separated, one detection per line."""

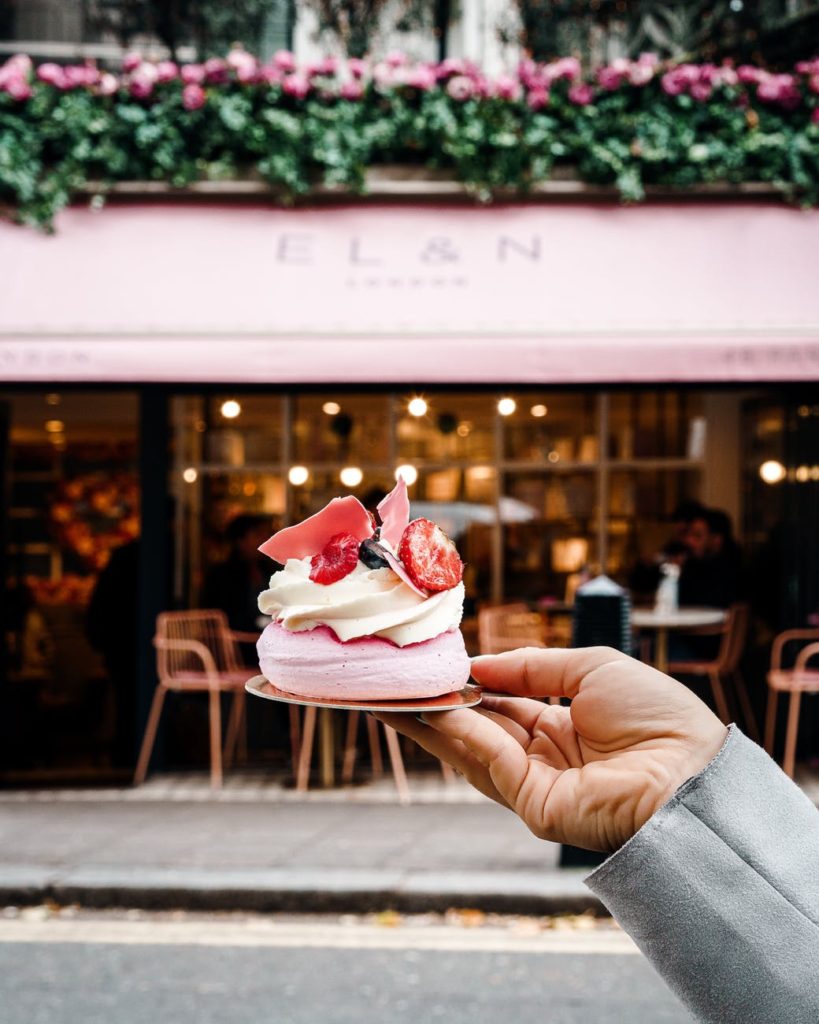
xmin=255 ymin=480 xmax=471 ymax=700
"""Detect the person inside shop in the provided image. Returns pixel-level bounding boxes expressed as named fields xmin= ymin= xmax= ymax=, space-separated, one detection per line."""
xmin=375 ymin=647 xmax=819 ymax=1023
xmin=678 ymin=506 xmax=744 ymax=610
xmin=627 ymin=500 xmax=707 ymax=603
xmin=202 ymin=514 xmax=277 ymax=652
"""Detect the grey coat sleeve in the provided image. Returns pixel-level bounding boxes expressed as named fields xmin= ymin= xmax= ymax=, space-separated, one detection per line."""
xmin=585 ymin=726 xmax=819 ymax=1024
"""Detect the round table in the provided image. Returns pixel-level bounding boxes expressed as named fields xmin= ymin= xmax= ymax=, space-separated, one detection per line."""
xmin=632 ymin=607 xmax=727 ymax=674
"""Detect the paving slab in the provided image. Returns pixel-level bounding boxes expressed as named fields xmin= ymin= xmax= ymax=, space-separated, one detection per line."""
xmin=0 ymin=777 xmax=602 ymax=915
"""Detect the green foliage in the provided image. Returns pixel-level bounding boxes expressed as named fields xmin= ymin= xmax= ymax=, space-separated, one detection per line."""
xmin=0 ymin=73 xmax=817 ymax=230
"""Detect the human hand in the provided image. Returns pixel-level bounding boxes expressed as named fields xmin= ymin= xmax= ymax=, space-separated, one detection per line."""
xmin=375 ymin=647 xmax=728 ymax=852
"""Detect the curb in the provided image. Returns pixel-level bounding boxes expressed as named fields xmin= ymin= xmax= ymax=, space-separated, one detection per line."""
xmin=0 ymin=867 xmax=604 ymax=917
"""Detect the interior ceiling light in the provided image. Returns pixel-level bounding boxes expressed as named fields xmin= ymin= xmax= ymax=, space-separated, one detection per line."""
xmin=220 ymin=399 xmax=241 ymax=419
xmin=395 ymin=464 xmax=418 ymax=486
xmin=182 ymin=467 xmax=198 ymax=483
xmin=339 ymin=466 xmax=363 ymax=488
xmin=45 ymin=419 xmax=64 ymax=433
xmin=759 ymin=460 xmax=786 ymax=485
xmin=322 ymin=401 xmax=341 ymax=416
xmin=45 ymin=393 xmax=61 ymax=406
xmin=530 ymin=404 xmax=548 ymax=418
xmin=407 ymin=397 xmax=428 ymax=417
xmin=288 ymin=465 xmax=309 ymax=486
xmin=497 ymin=397 xmax=517 ymax=416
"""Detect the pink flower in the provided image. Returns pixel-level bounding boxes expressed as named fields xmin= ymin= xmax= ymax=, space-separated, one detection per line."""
xmin=129 ymin=64 xmax=157 ymax=99
xmin=156 ymin=60 xmax=178 ymax=83
xmin=203 ymin=57 xmax=228 ymax=84
xmin=446 ymin=74 xmax=475 ymax=101
xmin=402 ymin=65 xmax=436 ymax=91
xmin=372 ymin=61 xmax=396 ymax=87
xmin=527 ymin=87 xmax=550 ymax=110
xmin=796 ymin=59 xmax=819 ymax=75
xmin=347 ymin=58 xmax=369 ymax=79
xmin=637 ymin=52 xmax=659 ymax=67
xmin=273 ymin=50 xmax=296 ymax=73
xmin=259 ymin=65 xmax=283 ymax=85
xmin=340 ymin=79 xmax=363 ymax=100
xmin=282 ymin=72 xmax=310 ymax=99
xmin=180 ymin=64 xmax=205 ymax=85
xmin=437 ymin=58 xmax=467 ymax=80
xmin=97 ymin=72 xmax=119 ymax=96
xmin=661 ymin=70 xmax=686 ymax=96
xmin=737 ymin=65 xmax=763 ymax=84
xmin=568 ymin=82 xmax=594 ymax=106
xmin=308 ymin=56 xmax=337 ymax=77
xmin=6 ymin=54 xmax=32 ymax=75
xmin=596 ymin=65 xmax=624 ymax=90
xmin=36 ymin=62 xmax=66 ymax=87
xmin=757 ymin=73 xmax=800 ymax=109
xmin=493 ymin=73 xmax=521 ymax=101
xmin=122 ymin=51 xmax=142 ymax=73
xmin=690 ymin=81 xmax=713 ymax=101
xmin=809 ymin=74 xmax=819 ymax=95
xmin=63 ymin=64 xmax=98 ymax=89
xmin=551 ymin=56 xmax=581 ymax=82
xmin=811 ymin=107 xmax=819 ymax=125
xmin=713 ymin=66 xmax=739 ymax=88
xmin=386 ymin=50 xmax=407 ymax=68
xmin=628 ymin=62 xmax=654 ymax=86
xmin=182 ymin=83 xmax=206 ymax=111
xmin=6 ymin=77 xmax=32 ymax=101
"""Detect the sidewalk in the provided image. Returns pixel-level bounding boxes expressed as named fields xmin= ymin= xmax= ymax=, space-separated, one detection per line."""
xmin=5 ymin=762 xmax=816 ymax=918
xmin=0 ymin=771 xmax=600 ymax=917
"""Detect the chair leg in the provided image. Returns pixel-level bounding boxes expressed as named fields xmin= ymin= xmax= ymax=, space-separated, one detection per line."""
xmin=223 ymin=691 xmax=244 ymax=769
xmin=208 ymin=689 xmax=223 ymax=788
xmin=296 ymin=706 xmax=317 ymax=792
xmin=709 ymin=672 xmax=731 ymax=725
xmin=288 ymin=705 xmax=301 ymax=770
xmin=366 ymin=715 xmax=384 ymax=776
xmin=341 ymin=711 xmax=360 ymax=784
xmin=382 ymin=724 xmax=411 ymax=805
xmin=732 ymin=670 xmax=759 ymax=742
xmin=783 ymin=691 xmax=802 ymax=779
xmin=134 ymin=685 xmax=167 ymax=785
xmin=764 ymin=689 xmax=778 ymax=756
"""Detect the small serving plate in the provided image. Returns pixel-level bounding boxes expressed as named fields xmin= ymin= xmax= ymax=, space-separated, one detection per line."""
xmin=244 ymin=675 xmax=482 ymax=713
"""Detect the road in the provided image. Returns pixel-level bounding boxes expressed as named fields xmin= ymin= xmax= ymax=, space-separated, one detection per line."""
xmin=0 ymin=908 xmax=692 ymax=1024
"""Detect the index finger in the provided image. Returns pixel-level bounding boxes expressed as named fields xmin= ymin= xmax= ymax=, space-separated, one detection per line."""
xmin=470 ymin=646 xmax=631 ymax=700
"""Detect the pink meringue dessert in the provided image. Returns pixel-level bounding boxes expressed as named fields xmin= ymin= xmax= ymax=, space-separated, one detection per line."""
xmin=255 ymin=479 xmax=472 ymax=701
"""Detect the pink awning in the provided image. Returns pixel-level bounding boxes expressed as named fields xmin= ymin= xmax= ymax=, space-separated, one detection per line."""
xmin=1 ymin=202 xmax=817 ymax=383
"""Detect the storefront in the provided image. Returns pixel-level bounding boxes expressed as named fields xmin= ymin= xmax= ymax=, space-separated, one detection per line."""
xmin=1 ymin=199 xmax=818 ymax=780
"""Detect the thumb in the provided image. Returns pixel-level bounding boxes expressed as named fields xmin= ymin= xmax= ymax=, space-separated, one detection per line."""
xmin=471 ymin=646 xmax=630 ymax=701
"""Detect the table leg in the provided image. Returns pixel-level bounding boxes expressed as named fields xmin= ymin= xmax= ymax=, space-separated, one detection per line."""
xmin=655 ymin=628 xmax=669 ymax=675
xmin=319 ymin=708 xmax=335 ymax=788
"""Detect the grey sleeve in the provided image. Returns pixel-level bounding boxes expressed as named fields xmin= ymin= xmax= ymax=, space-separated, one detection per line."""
xmin=585 ymin=726 xmax=819 ymax=1024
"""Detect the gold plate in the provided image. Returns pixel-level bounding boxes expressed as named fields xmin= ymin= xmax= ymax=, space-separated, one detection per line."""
xmin=244 ymin=675 xmax=482 ymax=712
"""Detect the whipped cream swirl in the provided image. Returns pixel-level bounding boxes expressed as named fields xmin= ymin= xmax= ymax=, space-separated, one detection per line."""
xmin=258 ymin=558 xmax=464 ymax=647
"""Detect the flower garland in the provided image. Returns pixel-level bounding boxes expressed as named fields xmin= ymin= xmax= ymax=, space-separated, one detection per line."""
xmin=1 ymin=48 xmax=818 ymax=228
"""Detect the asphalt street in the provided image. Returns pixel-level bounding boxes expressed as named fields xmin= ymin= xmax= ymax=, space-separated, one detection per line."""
xmin=0 ymin=908 xmax=692 ymax=1024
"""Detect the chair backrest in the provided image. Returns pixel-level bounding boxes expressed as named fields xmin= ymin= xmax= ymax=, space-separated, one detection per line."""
xmin=770 ymin=628 xmax=819 ymax=671
xmin=154 ymin=609 xmax=241 ymax=682
xmin=478 ymin=603 xmax=546 ymax=655
xmin=717 ymin=603 xmax=749 ymax=673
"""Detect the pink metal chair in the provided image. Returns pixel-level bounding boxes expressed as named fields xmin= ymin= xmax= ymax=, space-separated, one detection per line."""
xmin=478 ymin=603 xmax=545 ymax=655
xmin=134 ymin=610 xmax=295 ymax=788
xmin=765 ymin=629 xmax=819 ymax=778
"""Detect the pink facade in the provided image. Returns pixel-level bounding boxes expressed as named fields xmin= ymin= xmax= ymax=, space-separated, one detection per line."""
xmin=1 ymin=202 xmax=817 ymax=382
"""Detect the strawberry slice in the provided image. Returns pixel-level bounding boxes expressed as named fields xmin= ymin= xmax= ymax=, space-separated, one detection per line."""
xmin=397 ymin=518 xmax=464 ymax=593
xmin=309 ymin=532 xmax=361 ymax=585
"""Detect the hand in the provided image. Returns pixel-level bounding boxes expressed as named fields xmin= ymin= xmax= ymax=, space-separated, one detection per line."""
xmin=375 ymin=646 xmax=728 ymax=852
